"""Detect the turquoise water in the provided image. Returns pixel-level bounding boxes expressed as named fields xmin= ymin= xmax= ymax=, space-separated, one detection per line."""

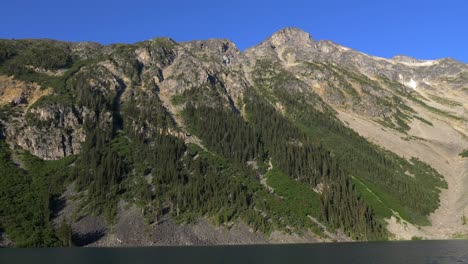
xmin=1 ymin=241 xmax=468 ymax=264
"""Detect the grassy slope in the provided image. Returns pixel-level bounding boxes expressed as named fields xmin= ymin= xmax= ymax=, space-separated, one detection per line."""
xmin=265 ymin=167 xmax=322 ymax=231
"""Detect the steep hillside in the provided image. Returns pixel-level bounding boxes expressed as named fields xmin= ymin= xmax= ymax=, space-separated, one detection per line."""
xmin=243 ymin=28 xmax=468 ymax=240
xmin=0 ymin=28 xmax=466 ymax=246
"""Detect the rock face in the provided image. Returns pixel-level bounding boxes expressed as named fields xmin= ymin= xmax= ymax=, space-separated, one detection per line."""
xmin=3 ymin=104 xmax=86 ymax=160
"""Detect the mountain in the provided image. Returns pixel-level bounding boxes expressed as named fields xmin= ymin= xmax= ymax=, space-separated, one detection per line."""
xmin=0 ymin=28 xmax=466 ymax=247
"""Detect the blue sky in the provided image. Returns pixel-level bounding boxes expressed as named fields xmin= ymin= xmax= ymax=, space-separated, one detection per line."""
xmin=1 ymin=0 xmax=467 ymax=62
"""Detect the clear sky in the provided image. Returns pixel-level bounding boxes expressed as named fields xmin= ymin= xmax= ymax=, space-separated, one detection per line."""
xmin=1 ymin=0 xmax=467 ymax=62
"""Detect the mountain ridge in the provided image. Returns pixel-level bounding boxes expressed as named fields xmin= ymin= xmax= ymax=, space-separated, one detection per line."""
xmin=5 ymin=27 xmax=467 ymax=64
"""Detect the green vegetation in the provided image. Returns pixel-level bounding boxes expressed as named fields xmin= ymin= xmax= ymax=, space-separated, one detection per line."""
xmin=19 ymin=44 xmax=71 ymax=69
xmin=413 ymin=115 xmax=433 ymax=126
xmin=29 ymin=93 xmax=74 ymax=109
xmin=351 ymin=177 xmax=393 ymax=219
xmin=0 ymin=40 xmax=69 ymax=90
xmin=183 ymin=103 xmax=264 ymax=164
xmin=0 ymin=39 xmax=107 ymax=97
xmin=176 ymin=80 xmax=384 ymax=239
xmin=460 ymin=150 xmax=468 ymax=158
xmin=0 ymin=104 xmax=22 ymax=121
xmin=409 ymin=94 xmax=463 ymax=121
xmin=265 ymin=168 xmax=321 ymax=222
xmin=244 ymin=90 xmax=386 ymax=240
xmin=0 ymin=141 xmax=74 ymax=247
xmin=251 ymin=60 xmax=446 ymax=226
xmin=377 ymin=109 xmax=412 ymax=133
xmin=303 ymin=61 xmax=422 ymax=134
xmin=0 ymin=40 xmax=451 ymax=246
xmin=0 ymin=41 xmax=17 ymax=64
xmin=288 ymin=93 xmax=444 ymax=225
xmin=170 ymin=93 xmax=187 ymax=105
xmin=73 ymin=128 xmax=130 ymax=222
xmin=66 ymin=73 xmax=267 ymax=232
xmin=427 ymin=94 xmax=462 ymax=107
xmin=301 ymin=62 xmax=361 ymax=102
xmin=0 ymin=40 xmax=71 ymax=69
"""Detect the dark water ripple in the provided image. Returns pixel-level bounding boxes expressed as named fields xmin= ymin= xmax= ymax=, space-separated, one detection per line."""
xmin=1 ymin=240 xmax=468 ymax=264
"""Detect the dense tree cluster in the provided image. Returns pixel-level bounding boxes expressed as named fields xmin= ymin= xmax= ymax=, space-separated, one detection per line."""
xmin=71 ymin=65 xmax=119 ymax=118
xmin=172 ymin=85 xmax=386 ymax=239
xmin=0 ymin=40 xmax=72 ymax=88
xmin=0 ymin=40 xmax=93 ymax=96
xmin=171 ymin=145 xmax=253 ymax=225
xmin=73 ymin=128 xmax=129 ymax=220
xmin=122 ymin=90 xmax=175 ymax=140
xmin=183 ymin=103 xmax=264 ymax=164
xmin=0 ymin=40 xmax=71 ymax=70
xmin=0 ymin=41 xmax=17 ymax=64
xmin=21 ymin=44 xmax=71 ymax=70
xmin=108 ymin=45 xmax=143 ymax=84
xmin=244 ymin=91 xmax=386 ymax=240
xmin=120 ymin=92 xmax=255 ymax=226
xmin=68 ymin=73 xmax=257 ymax=228
xmin=0 ymin=141 xmax=74 ymax=247
xmin=245 ymin=91 xmax=325 ymax=185
xmin=320 ymin=169 xmax=386 ymax=240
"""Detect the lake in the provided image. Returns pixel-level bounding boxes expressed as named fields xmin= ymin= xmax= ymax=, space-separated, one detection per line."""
xmin=1 ymin=240 xmax=468 ymax=264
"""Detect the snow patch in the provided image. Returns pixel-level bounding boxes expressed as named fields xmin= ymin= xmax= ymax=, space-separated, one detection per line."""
xmin=321 ymin=46 xmax=331 ymax=53
xmin=356 ymin=52 xmax=439 ymax=68
xmin=337 ymin=45 xmax=350 ymax=52
xmin=405 ymin=79 xmax=418 ymax=89
xmin=397 ymin=60 xmax=439 ymax=67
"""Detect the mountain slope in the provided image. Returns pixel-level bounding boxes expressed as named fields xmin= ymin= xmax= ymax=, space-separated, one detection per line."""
xmin=245 ymin=28 xmax=467 ymax=240
xmin=0 ymin=28 xmax=466 ymax=246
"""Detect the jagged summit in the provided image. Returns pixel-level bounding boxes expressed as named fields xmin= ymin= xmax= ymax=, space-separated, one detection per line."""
xmin=268 ymin=27 xmax=315 ymax=46
xmin=181 ymin=38 xmax=239 ymax=54
xmin=147 ymin=36 xmax=177 ymax=43
xmin=244 ymin=27 xmax=317 ymax=60
xmin=271 ymin=27 xmax=314 ymax=42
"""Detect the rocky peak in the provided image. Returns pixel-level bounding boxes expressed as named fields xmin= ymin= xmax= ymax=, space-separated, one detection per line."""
xmin=243 ymin=27 xmax=318 ymax=64
xmin=182 ymin=39 xmax=239 ymax=57
xmin=182 ymin=39 xmax=239 ymax=53
xmin=268 ymin=27 xmax=315 ymax=48
xmin=180 ymin=39 xmax=241 ymax=66
xmin=315 ymin=40 xmax=353 ymax=54
xmin=391 ymin=55 xmax=421 ymax=63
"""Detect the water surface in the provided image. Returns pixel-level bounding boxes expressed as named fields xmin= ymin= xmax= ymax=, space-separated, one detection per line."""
xmin=1 ymin=240 xmax=468 ymax=264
